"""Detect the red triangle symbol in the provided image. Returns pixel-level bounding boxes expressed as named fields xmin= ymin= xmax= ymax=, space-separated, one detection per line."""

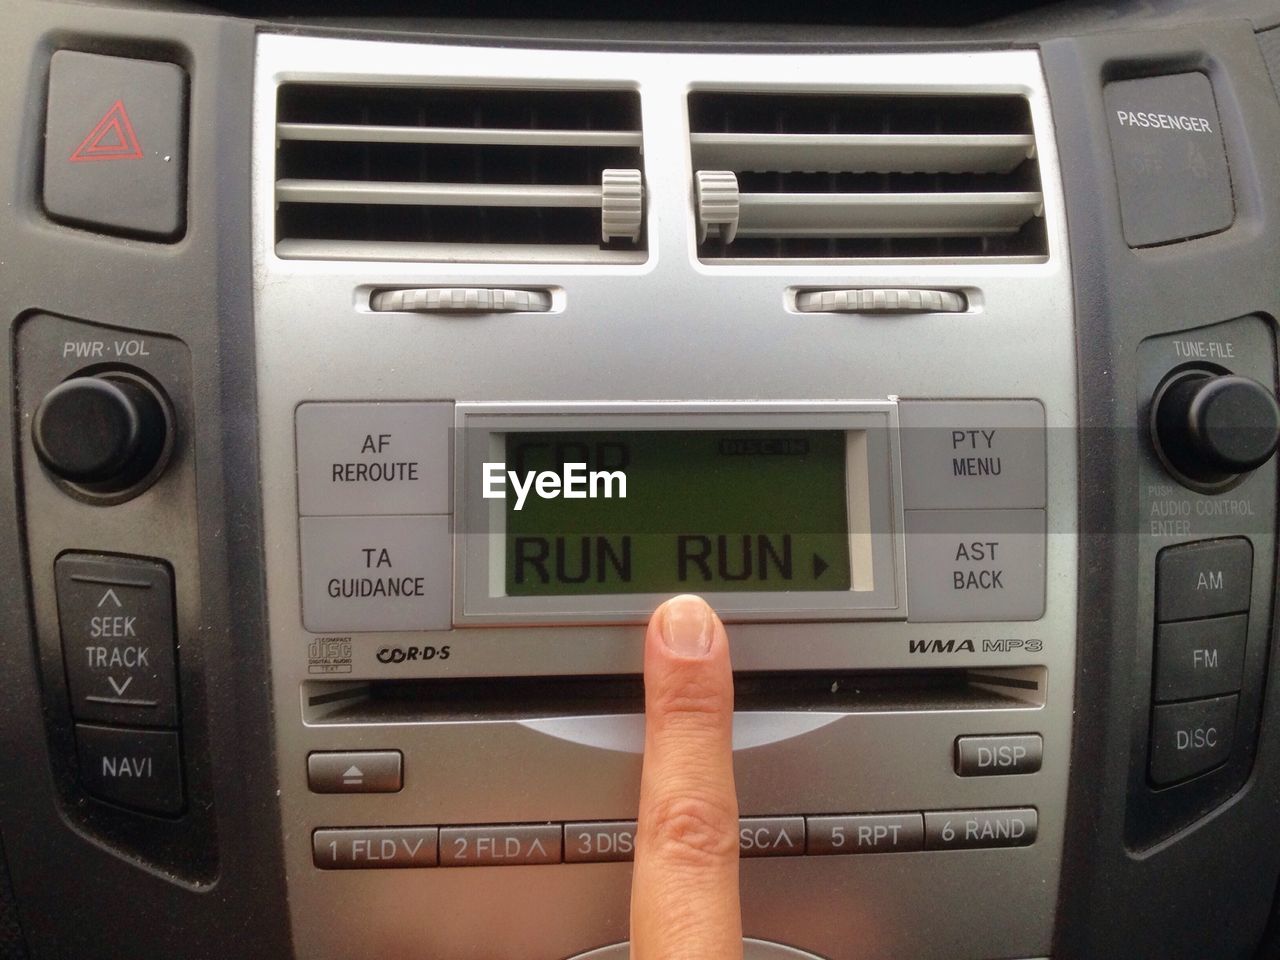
xmin=69 ymin=100 xmax=144 ymax=163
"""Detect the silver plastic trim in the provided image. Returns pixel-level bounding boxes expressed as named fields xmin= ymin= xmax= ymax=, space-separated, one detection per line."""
xmin=254 ymin=35 xmax=1076 ymax=960
xmin=730 ymin=189 xmax=1045 ymax=238
xmin=276 ymin=178 xmax=604 ymax=207
xmin=277 ymin=122 xmax=643 ymax=148
xmin=690 ymin=131 xmax=1036 ymax=174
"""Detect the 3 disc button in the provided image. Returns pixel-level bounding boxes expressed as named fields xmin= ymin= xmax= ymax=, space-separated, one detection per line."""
xmin=55 ymin=554 xmax=178 ymax=727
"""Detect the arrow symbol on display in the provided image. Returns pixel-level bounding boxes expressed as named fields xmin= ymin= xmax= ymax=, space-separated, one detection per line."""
xmin=107 ymin=676 xmax=133 ymax=696
xmin=97 ymin=588 xmax=123 ymax=608
xmin=812 ymin=554 xmax=829 ymax=579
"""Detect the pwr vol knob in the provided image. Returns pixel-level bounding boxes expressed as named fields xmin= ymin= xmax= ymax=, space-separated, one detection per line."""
xmin=1152 ymin=370 xmax=1280 ymax=491
xmin=33 ymin=371 xmax=172 ymax=497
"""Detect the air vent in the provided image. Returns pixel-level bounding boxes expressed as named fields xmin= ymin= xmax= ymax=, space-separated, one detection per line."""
xmin=274 ymin=85 xmax=645 ymax=263
xmin=690 ymin=92 xmax=1047 ymax=261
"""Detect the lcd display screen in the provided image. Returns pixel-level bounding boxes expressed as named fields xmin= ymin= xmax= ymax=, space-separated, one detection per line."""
xmin=500 ymin=430 xmax=852 ymax=595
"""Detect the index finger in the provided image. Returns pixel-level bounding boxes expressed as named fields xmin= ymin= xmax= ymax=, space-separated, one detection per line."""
xmin=629 ymin=594 xmax=742 ymax=960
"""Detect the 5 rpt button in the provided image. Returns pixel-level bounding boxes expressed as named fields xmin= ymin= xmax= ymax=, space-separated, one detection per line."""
xmin=1149 ymin=694 xmax=1237 ymax=785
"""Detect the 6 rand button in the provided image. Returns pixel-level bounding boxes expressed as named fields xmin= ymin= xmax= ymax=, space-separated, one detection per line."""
xmin=924 ymin=808 xmax=1037 ymax=850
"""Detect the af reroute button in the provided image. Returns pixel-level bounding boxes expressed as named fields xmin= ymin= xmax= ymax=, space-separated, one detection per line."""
xmin=1104 ymin=72 xmax=1233 ymax=247
xmin=43 ymin=51 xmax=186 ymax=240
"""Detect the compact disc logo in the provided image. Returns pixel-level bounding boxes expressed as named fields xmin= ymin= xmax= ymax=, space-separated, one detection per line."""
xmin=377 ymin=645 xmax=451 ymax=664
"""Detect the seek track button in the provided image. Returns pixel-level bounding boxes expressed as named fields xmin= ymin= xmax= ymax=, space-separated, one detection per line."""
xmin=55 ymin=554 xmax=178 ymax=726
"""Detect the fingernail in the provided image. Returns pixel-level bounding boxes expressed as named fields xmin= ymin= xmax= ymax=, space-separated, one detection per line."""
xmin=661 ymin=595 xmax=713 ymax=657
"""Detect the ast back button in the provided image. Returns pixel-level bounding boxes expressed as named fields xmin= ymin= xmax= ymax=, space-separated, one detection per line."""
xmin=738 ymin=817 xmax=806 ymax=858
xmin=313 ymin=827 xmax=438 ymax=869
xmin=55 ymin=554 xmax=178 ymax=727
xmin=440 ymin=824 xmax=562 ymax=867
xmin=924 ymin=808 xmax=1037 ymax=850
xmin=955 ymin=734 xmax=1043 ymax=777
xmin=76 ymin=723 xmax=183 ymax=816
xmin=807 ymin=814 xmax=924 ymax=855
xmin=1149 ymin=694 xmax=1238 ymax=786
xmin=308 ymin=750 xmax=402 ymax=793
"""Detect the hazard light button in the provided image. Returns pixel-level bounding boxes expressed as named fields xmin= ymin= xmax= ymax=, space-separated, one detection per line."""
xmin=43 ymin=51 xmax=186 ymax=240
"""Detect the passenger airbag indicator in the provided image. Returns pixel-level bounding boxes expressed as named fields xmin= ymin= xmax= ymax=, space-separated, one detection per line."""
xmin=501 ymin=430 xmax=853 ymax=595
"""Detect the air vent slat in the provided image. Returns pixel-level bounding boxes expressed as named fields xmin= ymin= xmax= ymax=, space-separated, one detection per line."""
xmin=733 ymin=191 xmax=1044 ymax=238
xmin=690 ymin=132 xmax=1035 ymax=175
xmin=690 ymin=91 xmax=1047 ymax=262
xmin=278 ymin=122 xmax=644 ymax=149
xmin=275 ymin=84 xmax=645 ymax=262
xmin=276 ymin=179 xmax=603 ymax=208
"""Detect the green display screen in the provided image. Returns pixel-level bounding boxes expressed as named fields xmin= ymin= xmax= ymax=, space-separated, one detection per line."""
xmin=501 ymin=430 xmax=852 ymax=596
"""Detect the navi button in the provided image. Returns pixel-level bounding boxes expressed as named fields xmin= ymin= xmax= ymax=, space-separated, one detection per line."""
xmin=76 ymin=723 xmax=183 ymax=816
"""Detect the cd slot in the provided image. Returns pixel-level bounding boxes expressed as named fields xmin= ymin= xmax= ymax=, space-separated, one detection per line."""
xmin=303 ymin=666 xmax=1044 ymax=724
